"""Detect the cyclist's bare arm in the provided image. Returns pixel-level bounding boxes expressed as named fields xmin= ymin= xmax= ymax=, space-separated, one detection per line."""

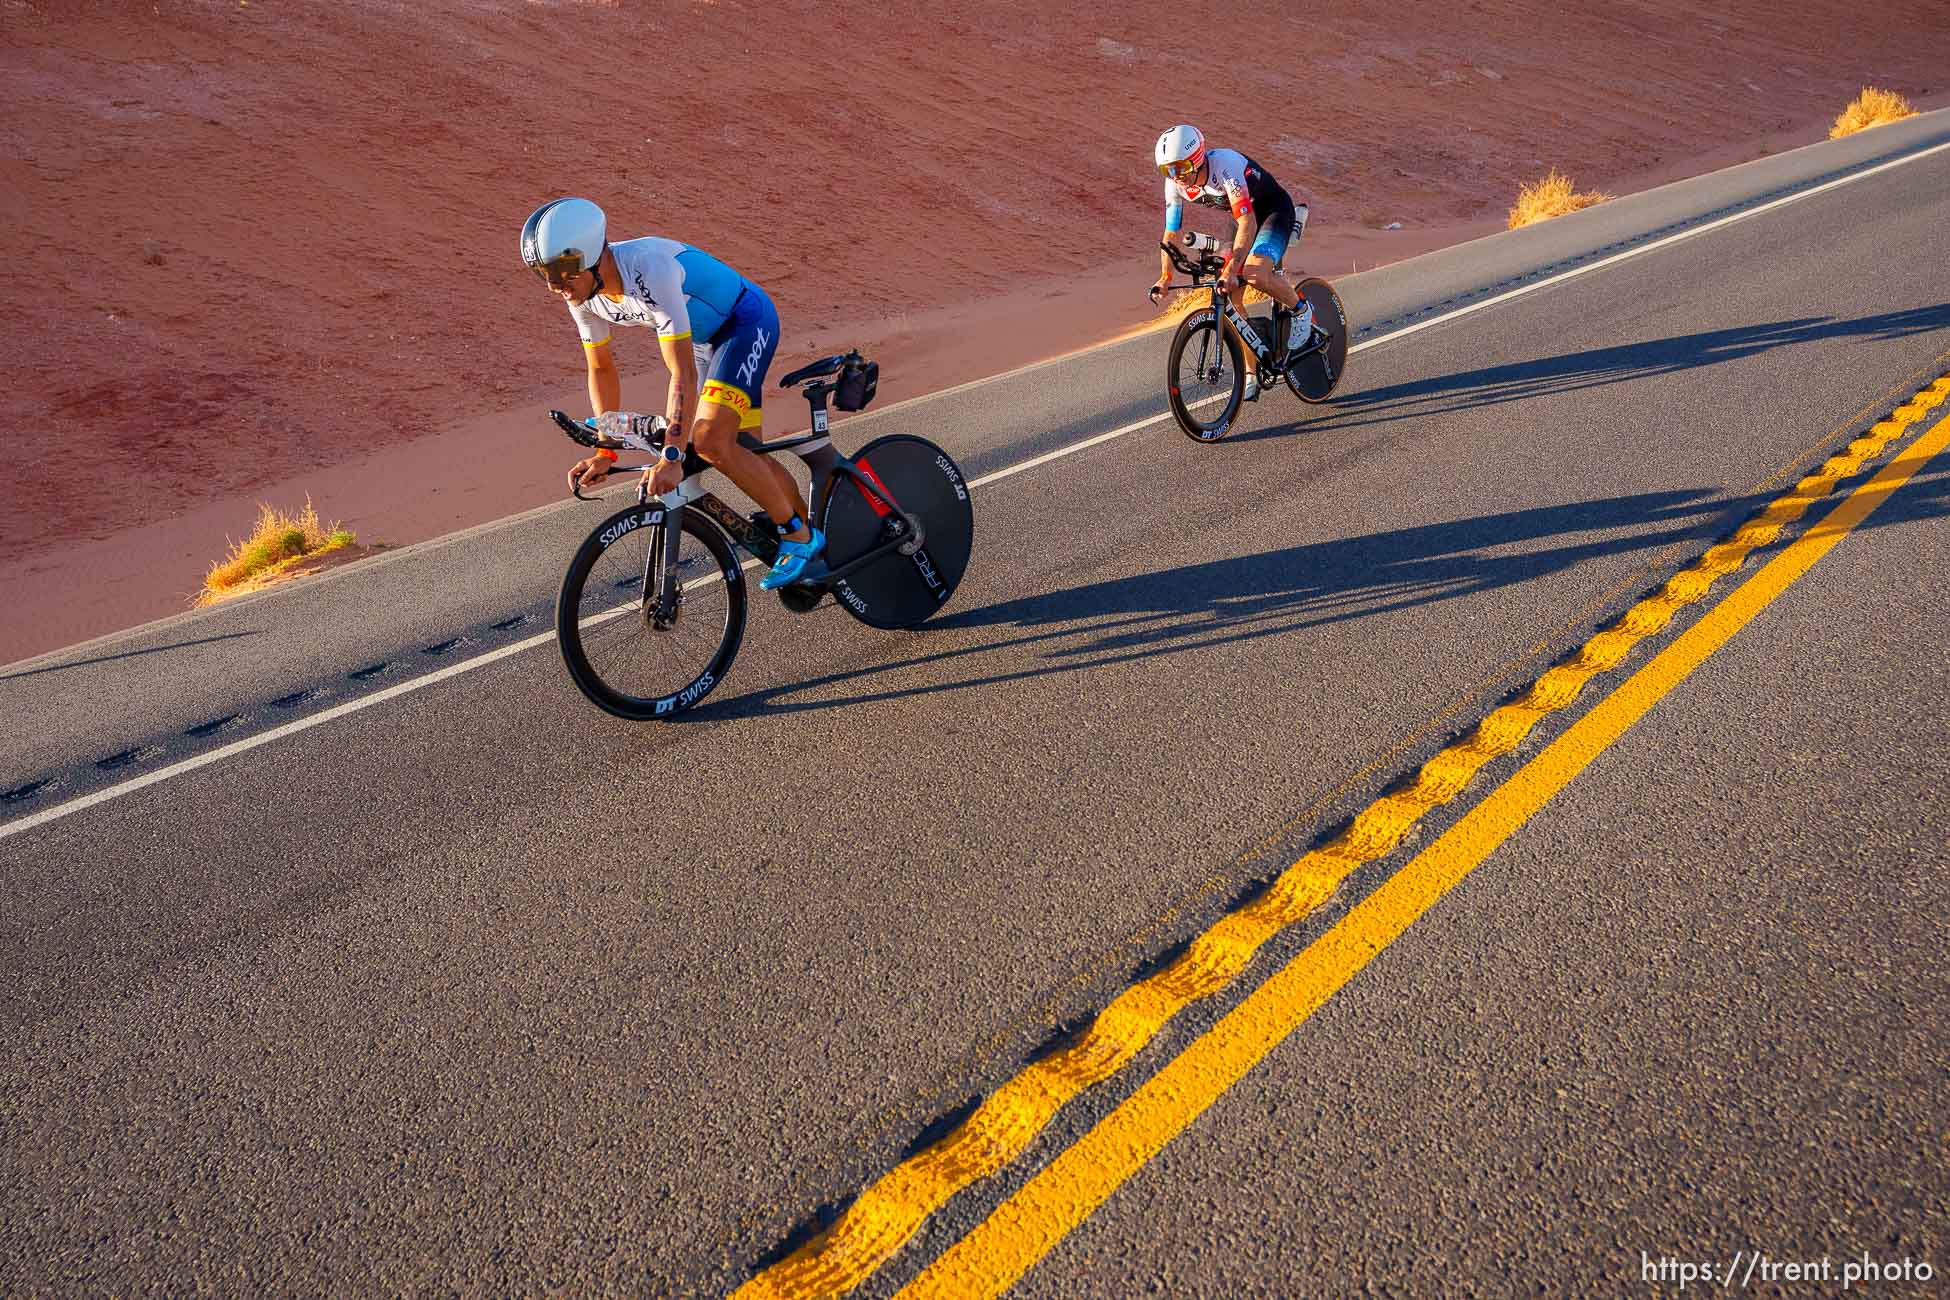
xmin=658 ymin=332 xmax=699 ymax=450
xmin=564 ymin=340 xmax=625 ymax=492
xmin=1228 ymin=206 xmax=1259 ymax=279
xmin=585 ymin=337 xmax=622 ymax=416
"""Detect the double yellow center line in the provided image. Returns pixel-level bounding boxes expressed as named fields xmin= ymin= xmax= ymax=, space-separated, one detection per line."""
xmin=738 ymin=375 xmax=1950 ymax=1299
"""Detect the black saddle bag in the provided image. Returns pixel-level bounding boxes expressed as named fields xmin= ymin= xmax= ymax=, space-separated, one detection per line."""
xmin=835 ymin=357 xmax=879 ymax=411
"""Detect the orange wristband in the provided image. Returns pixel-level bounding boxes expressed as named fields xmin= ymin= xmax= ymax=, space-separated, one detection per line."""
xmin=594 ymin=447 xmax=618 ymax=463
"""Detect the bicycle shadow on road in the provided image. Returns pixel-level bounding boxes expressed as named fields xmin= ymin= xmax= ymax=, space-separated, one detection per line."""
xmin=1233 ymin=303 xmax=1950 ymax=443
xmin=709 ymin=466 xmax=1950 ymax=719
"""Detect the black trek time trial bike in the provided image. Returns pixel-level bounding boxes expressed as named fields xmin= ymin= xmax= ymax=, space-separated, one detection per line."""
xmin=552 ymin=351 xmax=975 ymax=720
xmin=1155 ymin=222 xmax=1349 ymax=441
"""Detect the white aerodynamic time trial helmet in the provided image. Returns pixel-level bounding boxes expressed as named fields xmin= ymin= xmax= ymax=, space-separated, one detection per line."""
xmin=1155 ymin=124 xmax=1205 ymax=180
xmin=520 ymin=197 xmax=607 ymax=288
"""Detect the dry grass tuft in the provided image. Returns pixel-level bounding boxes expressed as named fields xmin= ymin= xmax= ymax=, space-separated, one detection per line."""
xmin=1507 ymin=168 xmax=1610 ymax=230
xmin=199 ymin=499 xmax=355 ymax=605
xmin=1829 ymin=86 xmax=1917 ymax=139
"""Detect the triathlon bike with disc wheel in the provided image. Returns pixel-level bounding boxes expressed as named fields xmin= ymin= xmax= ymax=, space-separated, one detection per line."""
xmin=553 ymin=351 xmax=974 ymax=719
xmin=1155 ymin=229 xmax=1348 ymax=442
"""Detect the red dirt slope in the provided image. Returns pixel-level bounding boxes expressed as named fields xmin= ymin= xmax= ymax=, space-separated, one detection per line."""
xmin=0 ymin=0 xmax=1942 ymax=660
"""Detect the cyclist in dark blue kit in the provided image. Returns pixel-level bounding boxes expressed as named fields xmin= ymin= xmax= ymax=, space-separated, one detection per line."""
xmin=1150 ymin=124 xmax=1314 ymax=403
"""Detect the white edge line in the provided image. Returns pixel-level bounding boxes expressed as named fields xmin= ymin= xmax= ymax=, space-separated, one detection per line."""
xmin=7 ymin=137 xmax=1947 ymax=843
xmin=2 ymin=629 xmax=555 ymax=842
xmin=1348 ymin=139 xmax=1950 ymax=351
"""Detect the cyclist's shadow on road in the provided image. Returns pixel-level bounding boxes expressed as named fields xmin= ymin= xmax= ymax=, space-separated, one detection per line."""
xmin=703 ymin=467 xmax=1949 ymax=720
xmin=1231 ymin=303 xmax=1950 ymax=443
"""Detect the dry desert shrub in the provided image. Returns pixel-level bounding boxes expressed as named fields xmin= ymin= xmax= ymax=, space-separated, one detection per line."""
xmin=1507 ymin=168 xmax=1610 ymax=229
xmin=1829 ymin=86 xmax=1917 ymax=138
xmin=200 ymin=499 xmax=355 ymax=604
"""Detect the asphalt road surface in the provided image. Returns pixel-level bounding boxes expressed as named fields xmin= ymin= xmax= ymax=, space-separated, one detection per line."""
xmin=3 ymin=113 xmax=1947 ymax=1297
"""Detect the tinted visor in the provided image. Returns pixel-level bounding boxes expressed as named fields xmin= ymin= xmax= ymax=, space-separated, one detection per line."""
xmin=528 ymin=252 xmax=586 ymax=289
xmin=1159 ymin=157 xmax=1199 ymax=181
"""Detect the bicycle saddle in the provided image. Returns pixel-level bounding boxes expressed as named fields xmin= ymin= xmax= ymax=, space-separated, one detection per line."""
xmin=780 ymin=354 xmax=847 ymax=387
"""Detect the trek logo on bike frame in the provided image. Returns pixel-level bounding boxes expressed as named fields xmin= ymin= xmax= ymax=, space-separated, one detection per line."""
xmin=1219 ymin=303 xmax=1268 ymax=359
xmin=599 ymin=509 xmax=664 ymax=547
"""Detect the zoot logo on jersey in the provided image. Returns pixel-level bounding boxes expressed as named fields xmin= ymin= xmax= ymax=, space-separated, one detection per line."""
xmin=737 ymin=328 xmax=771 ymax=389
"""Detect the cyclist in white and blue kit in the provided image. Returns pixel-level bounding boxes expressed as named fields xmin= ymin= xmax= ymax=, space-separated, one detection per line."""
xmin=521 ymin=197 xmax=824 ymax=590
xmin=1150 ymin=124 xmax=1314 ymax=403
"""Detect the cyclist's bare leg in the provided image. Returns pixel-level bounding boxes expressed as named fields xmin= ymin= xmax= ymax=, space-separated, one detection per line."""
xmin=690 ymin=402 xmax=814 ymax=541
xmin=1242 ymin=255 xmax=1301 ymax=310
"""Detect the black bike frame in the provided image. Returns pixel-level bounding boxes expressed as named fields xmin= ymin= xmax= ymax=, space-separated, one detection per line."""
xmin=558 ymin=382 xmax=927 ymax=627
xmin=1159 ymin=239 xmax=1324 ymax=378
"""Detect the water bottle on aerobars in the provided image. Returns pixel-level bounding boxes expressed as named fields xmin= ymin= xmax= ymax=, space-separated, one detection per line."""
xmin=590 ymin=410 xmax=667 ymax=450
xmin=1179 ymin=206 xmax=1306 ymax=254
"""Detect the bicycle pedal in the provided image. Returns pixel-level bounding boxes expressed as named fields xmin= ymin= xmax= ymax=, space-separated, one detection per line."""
xmin=776 ymin=584 xmax=824 ymax=614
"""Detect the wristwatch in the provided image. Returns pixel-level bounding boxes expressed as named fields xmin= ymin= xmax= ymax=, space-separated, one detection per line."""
xmin=660 ymin=443 xmax=684 ymax=463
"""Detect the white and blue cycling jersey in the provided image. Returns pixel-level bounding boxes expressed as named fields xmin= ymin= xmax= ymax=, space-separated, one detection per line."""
xmin=569 ymin=236 xmax=779 ymax=430
xmin=569 ymin=236 xmax=754 ymax=347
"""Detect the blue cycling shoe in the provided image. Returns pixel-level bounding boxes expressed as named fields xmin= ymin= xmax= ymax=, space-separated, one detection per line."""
xmin=760 ymin=527 xmax=828 ymax=590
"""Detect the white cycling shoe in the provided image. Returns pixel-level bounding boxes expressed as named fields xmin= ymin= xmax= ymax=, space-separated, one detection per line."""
xmin=1243 ymin=371 xmax=1262 ymax=403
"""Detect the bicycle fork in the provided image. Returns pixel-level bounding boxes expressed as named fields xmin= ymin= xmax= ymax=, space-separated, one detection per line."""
xmin=642 ymin=498 xmax=685 ymax=632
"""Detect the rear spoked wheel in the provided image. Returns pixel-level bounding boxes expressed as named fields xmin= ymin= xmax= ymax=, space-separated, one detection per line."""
xmin=820 ymin=434 xmax=974 ymax=629
xmin=556 ymin=505 xmax=746 ymax=720
xmin=1167 ymin=308 xmax=1245 ymax=441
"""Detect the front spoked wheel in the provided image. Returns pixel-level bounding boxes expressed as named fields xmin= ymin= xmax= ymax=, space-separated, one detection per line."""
xmin=821 ymin=434 xmax=974 ymax=629
xmin=556 ymin=504 xmax=747 ymax=720
xmin=1167 ymin=308 xmax=1245 ymax=441
xmin=1284 ymin=277 xmax=1349 ymax=404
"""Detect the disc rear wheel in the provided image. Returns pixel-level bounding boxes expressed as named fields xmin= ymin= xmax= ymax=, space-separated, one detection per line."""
xmin=820 ymin=434 xmax=974 ymax=629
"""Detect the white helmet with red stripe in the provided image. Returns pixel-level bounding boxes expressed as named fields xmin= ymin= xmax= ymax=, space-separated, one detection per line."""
xmin=1155 ymin=124 xmax=1205 ymax=180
